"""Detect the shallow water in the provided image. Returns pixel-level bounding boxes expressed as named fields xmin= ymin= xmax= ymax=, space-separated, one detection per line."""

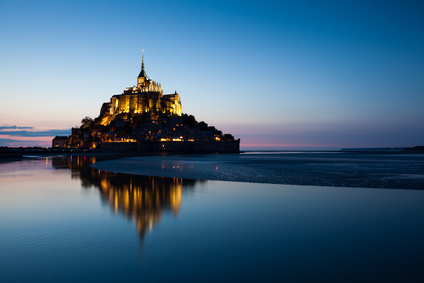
xmin=1 ymin=155 xmax=424 ymax=282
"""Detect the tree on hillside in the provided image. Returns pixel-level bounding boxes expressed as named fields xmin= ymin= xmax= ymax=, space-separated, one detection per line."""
xmin=198 ymin=121 xmax=208 ymax=131
xmin=81 ymin=117 xmax=94 ymax=129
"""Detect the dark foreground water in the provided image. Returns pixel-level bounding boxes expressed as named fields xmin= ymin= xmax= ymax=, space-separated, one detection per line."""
xmin=1 ymin=155 xmax=424 ymax=282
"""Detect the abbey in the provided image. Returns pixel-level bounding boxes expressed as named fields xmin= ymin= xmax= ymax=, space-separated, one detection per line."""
xmin=61 ymin=51 xmax=240 ymax=153
xmin=99 ymin=52 xmax=182 ymax=125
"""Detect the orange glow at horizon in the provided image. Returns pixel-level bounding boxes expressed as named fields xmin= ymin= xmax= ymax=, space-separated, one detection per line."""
xmin=0 ymin=135 xmax=53 ymax=146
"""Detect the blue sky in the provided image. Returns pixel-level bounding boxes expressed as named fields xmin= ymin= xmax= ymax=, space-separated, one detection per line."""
xmin=1 ymin=0 xmax=423 ymax=149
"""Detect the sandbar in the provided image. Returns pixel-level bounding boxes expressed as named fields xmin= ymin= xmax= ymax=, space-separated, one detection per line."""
xmin=91 ymin=152 xmax=424 ymax=189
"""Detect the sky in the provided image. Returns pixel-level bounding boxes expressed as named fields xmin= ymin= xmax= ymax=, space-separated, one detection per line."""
xmin=1 ymin=0 xmax=423 ymax=149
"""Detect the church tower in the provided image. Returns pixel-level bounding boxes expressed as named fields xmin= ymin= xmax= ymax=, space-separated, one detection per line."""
xmin=137 ymin=50 xmax=148 ymax=87
xmin=103 ymin=50 xmax=181 ymax=119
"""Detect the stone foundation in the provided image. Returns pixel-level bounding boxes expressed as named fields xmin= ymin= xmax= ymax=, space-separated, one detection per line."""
xmin=97 ymin=140 xmax=240 ymax=153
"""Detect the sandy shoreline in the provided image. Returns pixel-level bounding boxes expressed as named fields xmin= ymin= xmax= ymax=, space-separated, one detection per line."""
xmin=91 ymin=153 xmax=424 ymax=189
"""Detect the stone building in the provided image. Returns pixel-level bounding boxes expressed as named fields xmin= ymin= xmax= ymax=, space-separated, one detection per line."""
xmin=52 ymin=136 xmax=68 ymax=147
xmin=99 ymin=52 xmax=182 ymax=125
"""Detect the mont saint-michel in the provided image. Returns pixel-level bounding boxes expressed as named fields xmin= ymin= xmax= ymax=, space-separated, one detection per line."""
xmin=59 ymin=53 xmax=240 ymax=153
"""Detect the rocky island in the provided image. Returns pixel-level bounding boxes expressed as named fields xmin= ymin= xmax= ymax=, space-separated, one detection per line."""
xmin=57 ymin=52 xmax=239 ymax=153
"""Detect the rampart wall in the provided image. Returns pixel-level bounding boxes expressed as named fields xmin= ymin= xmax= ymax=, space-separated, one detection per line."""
xmin=97 ymin=140 xmax=240 ymax=153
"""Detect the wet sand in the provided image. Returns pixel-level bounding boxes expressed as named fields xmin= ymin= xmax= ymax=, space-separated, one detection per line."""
xmin=91 ymin=152 xmax=424 ymax=189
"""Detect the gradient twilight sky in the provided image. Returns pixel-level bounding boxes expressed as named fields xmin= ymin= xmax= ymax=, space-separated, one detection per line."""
xmin=1 ymin=0 xmax=423 ymax=149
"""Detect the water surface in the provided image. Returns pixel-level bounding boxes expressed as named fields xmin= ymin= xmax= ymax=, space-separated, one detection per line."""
xmin=1 ymin=155 xmax=424 ymax=282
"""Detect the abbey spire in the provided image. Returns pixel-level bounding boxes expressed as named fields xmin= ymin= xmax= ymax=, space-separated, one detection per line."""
xmin=137 ymin=49 xmax=148 ymax=84
xmin=142 ymin=50 xmax=144 ymax=68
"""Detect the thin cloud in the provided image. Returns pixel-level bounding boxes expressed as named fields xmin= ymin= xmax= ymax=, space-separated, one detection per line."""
xmin=0 ymin=125 xmax=33 ymax=130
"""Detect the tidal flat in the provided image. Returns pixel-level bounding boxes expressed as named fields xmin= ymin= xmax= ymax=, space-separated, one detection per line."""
xmin=1 ymin=153 xmax=424 ymax=282
xmin=92 ymin=152 xmax=424 ymax=189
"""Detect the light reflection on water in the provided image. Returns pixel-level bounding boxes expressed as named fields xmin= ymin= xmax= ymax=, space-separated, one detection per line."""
xmin=50 ymin=156 xmax=201 ymax=240
xmin=1 ymin=156 xmax=424 ymax=282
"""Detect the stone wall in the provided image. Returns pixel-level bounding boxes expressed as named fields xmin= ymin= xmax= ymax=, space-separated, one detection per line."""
xmin=97 ymin=142 xmax=138 ymax=151
xmin=96 ymin=140 xmax=240 ymax=153
xmin=137 ymin=140 xmax=240 ymax=153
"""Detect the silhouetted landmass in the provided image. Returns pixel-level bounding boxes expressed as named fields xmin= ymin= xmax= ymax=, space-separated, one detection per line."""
xmin=67 ymin=112 xmax=235 ymax=146
xmin=340 ymin=147 xmax=405 ymax=152
xmin=402 ymin=146 xmax=424 ymax=152
xmin=63 ymin=112 xmax=239 ymax=153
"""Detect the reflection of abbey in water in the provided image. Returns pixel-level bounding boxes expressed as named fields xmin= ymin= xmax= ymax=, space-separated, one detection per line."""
xmin=52 ymin=156 xmax=198 ymax=239
xmin=97 ymin=173 xmax=185 ymax=238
